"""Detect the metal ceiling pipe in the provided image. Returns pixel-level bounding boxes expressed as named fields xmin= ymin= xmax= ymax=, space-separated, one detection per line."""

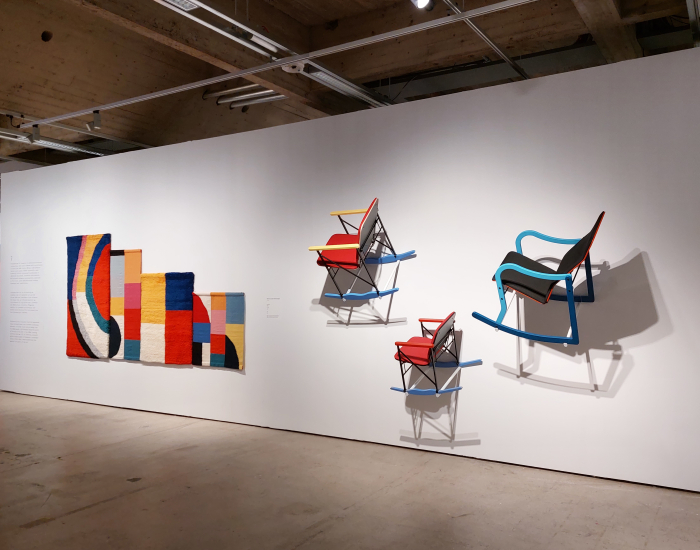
xmin=228 ymin=94 xmax=286 ymax=109
xmin=0 ymin=108 xmax=150 ymax=149
xmin=202 ymin=83 xmax=262 ymax=100
xmin=442 ymin=0 xmax=529 ymax=79
xmin=22 ymin=0 xmax=538 ymax=128
xmin=216 ymin=89 xmax=277 ymax=105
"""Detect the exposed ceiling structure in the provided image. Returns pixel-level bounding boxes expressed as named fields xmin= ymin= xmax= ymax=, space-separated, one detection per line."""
xmin=0 ymin=0 xmax=695 ymax=167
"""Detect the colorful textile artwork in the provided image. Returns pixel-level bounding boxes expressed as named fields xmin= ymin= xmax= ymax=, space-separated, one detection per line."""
xmin=140 ymin=272 xmax=194 ymax=365
xmin=192 ymin=292 xmax=245 ymax=370
xmin=109 ymin=250 xmax=142 ymax=360
xmin=66 ymin=234 xmax=111 ymax=358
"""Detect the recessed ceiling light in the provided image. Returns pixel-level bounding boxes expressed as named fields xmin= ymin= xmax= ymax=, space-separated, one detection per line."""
xmin=164 ymin=0 xmax=198 ymax=12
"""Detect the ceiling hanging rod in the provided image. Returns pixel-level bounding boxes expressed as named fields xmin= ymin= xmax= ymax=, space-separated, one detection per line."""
xmin=216 ymin=89 xmax=277 ymax=105
xmin=228 ymin=94 xmax=286 ymax=110
xmin=21 ymin=0 xmax=539 ymax=129
xmin=441 ymin=0 xmax=529 ymax=79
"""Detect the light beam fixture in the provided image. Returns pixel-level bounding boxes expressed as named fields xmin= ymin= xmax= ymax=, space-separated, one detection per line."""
xmin=163 ymin=0 xmax=198 ymax=11
xmin=410 ymin=0 xmax=435 ymax=9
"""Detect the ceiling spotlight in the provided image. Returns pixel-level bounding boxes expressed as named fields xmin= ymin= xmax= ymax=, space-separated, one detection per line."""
xmin=410 ymin=0 xmax=435 ymax=10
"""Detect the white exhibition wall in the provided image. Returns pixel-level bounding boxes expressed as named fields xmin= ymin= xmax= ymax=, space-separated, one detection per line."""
xmin=2 ymin=47 xmax=700 ymax=491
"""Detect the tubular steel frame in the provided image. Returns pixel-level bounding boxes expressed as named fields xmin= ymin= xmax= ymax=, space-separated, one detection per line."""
xmin=395 ymin=320 xmax=461 ymax=395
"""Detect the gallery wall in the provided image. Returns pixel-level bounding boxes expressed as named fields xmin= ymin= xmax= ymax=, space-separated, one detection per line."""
xmin=2 ymin=47 xmax=699 ymax=491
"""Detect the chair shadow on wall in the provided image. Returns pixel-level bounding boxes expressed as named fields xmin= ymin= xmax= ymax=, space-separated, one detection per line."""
xmin=397 ymin=330 xmax=482 ymax=448
xmin=494 ymin=250 xmax=670 ymax=396
xmin=309 ymin=243 xmax=414 ymax=327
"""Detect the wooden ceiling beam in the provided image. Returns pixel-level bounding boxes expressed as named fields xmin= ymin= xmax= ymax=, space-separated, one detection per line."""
xmin=619 ymin=0 xmax=688 ymax=24
xmin=570 ymin=0 xmax=643 ymax=62
xmin=58 ymin=0 xmax=353 ymax=117
xmin=310 ymin=0 xmax=589 ymax=82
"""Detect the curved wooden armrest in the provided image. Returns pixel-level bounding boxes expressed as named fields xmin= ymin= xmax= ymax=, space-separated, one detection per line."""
xmin=395 ymin=341 xmax=433 ymax=348
xmin=309 ymin=243 xmax=360 ymax=251
xmin=330 ymin=208 xmax=367 ymax=216
xmin=418 ymin=318 xmax=445 ymax=323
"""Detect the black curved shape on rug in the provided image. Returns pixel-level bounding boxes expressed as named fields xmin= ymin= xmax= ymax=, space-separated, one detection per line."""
xmin=225 ymin=336 xmax=240 ymax=370
xmin=108 ymin=317 xmax=121 ymax=358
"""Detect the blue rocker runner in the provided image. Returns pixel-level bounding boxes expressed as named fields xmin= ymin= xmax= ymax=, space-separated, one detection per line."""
xmin=472 ymin=212 xmax=605 ymax=346
xmin=392 ymin=312 xmax=481 ymax=396
xmin=309 ymin=198 xmax=415 ymax=301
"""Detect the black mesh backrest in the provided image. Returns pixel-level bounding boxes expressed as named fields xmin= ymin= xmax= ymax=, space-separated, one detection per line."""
xmin=557 ymin=212 xmax=605 ymax=274
xmin=432 ymin=312 xmax=456 ymax=349
xmin=358 ymin=198 xmax=379 ymax=250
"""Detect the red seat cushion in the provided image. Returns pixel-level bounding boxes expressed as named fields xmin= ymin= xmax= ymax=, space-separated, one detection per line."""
xmin=394 ymin=337 xmax=433 ymax=366
xmin=316 ymin=233 xmax=360 ymax=269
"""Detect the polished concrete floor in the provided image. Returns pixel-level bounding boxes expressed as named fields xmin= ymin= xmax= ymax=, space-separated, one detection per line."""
xmin=1 ymin=391 xmax=698 ymax=550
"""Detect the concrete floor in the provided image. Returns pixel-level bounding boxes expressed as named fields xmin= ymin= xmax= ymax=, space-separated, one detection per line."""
xmin=1 ymin=392 xmax=698 ymax=550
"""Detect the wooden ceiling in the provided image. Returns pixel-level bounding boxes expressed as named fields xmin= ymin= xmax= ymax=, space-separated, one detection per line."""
xmin=0 ymin=0 xmax=693 ymax=165
xmin=262 ymin=1 xmax=404 ymax=26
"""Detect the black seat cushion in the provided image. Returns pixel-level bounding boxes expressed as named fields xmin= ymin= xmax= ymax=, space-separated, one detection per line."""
xmin=498 ymin=251 xmax=558 ymax=304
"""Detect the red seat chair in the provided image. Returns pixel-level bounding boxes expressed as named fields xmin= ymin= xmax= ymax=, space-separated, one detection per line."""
xmin=309 ymin=198 xmax=415 ymax=301
xmin=392 ymin=312 xmax=481 ymax=396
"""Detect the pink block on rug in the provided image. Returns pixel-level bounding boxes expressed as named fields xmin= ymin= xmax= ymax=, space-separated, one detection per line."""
xmin=124 ymin=283 xmax=141 ymax=309
xmin=211 ymin=309 xmax=226 ymax=335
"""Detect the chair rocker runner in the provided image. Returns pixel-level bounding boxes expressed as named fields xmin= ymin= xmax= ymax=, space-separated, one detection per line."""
xmin=309 ymin=198 xmax=415 ymax=301
xmin=392 ymin=312 xmax=481 ymax=396
xmin=472 ymin=212 xmax=605 ymax=345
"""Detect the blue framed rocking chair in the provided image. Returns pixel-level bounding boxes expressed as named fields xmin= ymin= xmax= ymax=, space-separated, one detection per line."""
xmin=472 ymin=212 xmax=605 ymax=345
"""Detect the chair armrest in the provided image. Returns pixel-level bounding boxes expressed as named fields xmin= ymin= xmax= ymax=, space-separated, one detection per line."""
xmin=395 ymin=341 xmax=433 ymax=348
xmin=496 ymin=263 xmax=572 ymax=283
xmin=330 ymin=208 xmax=367 ymax=216
xmin=515 ymin=230 xmax=580 ymax=255
xmin=418 ymin=318 xmax=445 ymax=323
xmin=309 ymin=244 xmax=360 ymax=251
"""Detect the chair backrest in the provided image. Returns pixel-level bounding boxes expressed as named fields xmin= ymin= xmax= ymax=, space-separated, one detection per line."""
xmin=358 ymin=198 xmax=379 ymax=250
xmin=557 ymin=212 xmax=605 ymax=274
xmin=432 ymin=312 xmax=456 ymax=349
